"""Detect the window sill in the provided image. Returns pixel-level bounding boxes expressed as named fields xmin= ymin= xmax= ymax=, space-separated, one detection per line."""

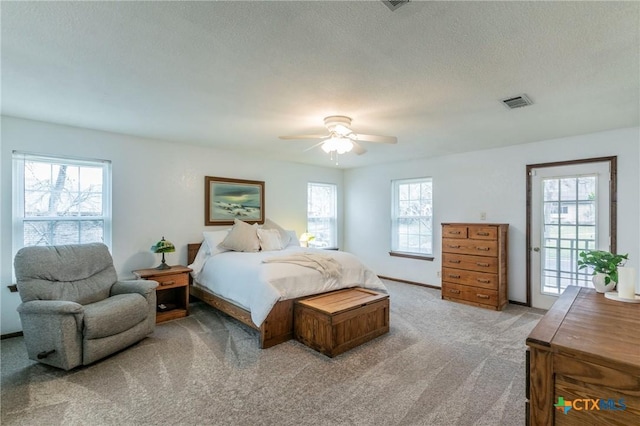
xmin=389 ymin=251 xmax=434 ymax=261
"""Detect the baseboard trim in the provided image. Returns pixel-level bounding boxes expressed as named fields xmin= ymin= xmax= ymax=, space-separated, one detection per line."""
xmin=378 ymin=275 xmax=529 ymax=307
xmin=0 ymin=279 xmax=529 ymax=342
xmin=1 ymin=331 xmax=23 ymax=340
xmin=378 ymin=276 xmax=440 ymax=290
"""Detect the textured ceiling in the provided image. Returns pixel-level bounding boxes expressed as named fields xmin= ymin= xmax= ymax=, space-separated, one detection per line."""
xmin=2 ymin=1 xmax=639 ymax=169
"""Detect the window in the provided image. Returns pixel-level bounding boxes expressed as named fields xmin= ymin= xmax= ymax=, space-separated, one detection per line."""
xmin=307 ymin=182 xmax=337 ymax=248
xmin=13 ymin=152 xmax=112 ymax=252
xmin=391 ymin=177 xmax=433 ymax=256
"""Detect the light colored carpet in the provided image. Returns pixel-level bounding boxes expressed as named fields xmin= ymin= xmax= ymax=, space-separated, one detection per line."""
xmin=1 ymin=280 xmax=542 ymax=425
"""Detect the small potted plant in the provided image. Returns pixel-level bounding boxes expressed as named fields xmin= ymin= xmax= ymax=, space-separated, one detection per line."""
xmin=578 ymin=250 xmax=629 ymax=293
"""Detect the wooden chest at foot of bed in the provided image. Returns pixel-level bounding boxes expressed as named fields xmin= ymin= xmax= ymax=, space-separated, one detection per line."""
xmin=293 ymin=288 xmax=389 ymax=357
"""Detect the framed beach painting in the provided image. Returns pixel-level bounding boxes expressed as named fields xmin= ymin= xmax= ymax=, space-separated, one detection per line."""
xmin=205 ymin=176 xmax=265 ymax=226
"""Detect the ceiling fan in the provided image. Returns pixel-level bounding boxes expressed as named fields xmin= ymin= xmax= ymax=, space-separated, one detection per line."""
xmin=279 ymin=115 xmax=397 ymax=157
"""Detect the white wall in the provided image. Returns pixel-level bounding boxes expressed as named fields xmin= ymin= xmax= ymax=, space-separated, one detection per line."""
xmin=0 ymin=116 xmax=343 ymax=334
xmin=3 ymin=117 xmax=638 ymax=334
xmin=344 ymin=127 xmax=640 ymax=303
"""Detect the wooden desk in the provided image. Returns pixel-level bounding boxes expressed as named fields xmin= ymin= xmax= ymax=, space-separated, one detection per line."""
xmin=526 ymin=286 xmax=640 ymax=425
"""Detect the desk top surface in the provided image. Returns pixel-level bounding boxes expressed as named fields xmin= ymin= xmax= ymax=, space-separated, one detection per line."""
xmin=527 ymin=286 xmax=640 ymax=371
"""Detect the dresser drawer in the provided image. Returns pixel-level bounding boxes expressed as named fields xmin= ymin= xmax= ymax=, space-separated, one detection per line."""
xmin=442 ymin=238 xmax=498 ymax=256
xmin=442 ymin=253 xmax=498 ymax=273
xmin=442 ymin=225 xmax=468 ymax=239
xmin=153 ymin=273 xmax=188 ymax=288
xmin=442 ymin=267 xmax=498 ymax=290
xmin=442 ymin=282 xmax=499 ymax=307
xmin=468 ymin=225 xmax=497 ymax=240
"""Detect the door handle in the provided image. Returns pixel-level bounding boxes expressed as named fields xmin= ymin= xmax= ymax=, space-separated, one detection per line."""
xmin=532 ymin=247 xmax=540 ymax=252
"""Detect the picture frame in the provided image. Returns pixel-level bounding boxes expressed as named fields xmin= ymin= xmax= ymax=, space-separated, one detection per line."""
xmin=204 ymin=176 xmax=265 ymax=226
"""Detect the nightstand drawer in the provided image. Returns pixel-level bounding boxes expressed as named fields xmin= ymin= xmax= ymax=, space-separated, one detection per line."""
xmin=154 ymin=273 xmax=188 ymax=288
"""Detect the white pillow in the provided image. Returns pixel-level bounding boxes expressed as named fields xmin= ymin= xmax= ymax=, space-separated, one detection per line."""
xmin=257 ymin=228 xmax=284 ymax=251
xmin=285 ymin=230 xmax=300 ymax=247
xmin=188 ymin=243 xmax=209 ymax=276
xmin=219 ymin=219 xmax=260 ymax=252
xmin=202 ymin=229 xmax=230 ymax=255
xmin=262 ymin=218 xmax=291 ymax=247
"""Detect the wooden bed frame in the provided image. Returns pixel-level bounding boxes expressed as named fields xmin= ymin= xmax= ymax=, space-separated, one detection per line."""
xmin=187 ymin=243 xmax=298 ymax=348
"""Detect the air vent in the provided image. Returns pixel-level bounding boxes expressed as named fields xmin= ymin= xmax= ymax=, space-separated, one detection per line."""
xmin=382 ymin=0 xmax=410 ymax=11
xmin=501 ymin=94 xmax=533 ymax=109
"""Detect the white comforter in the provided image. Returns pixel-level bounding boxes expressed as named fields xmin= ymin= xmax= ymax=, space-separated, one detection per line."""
xmin=191 ymin=246 xmax=387 ymax=326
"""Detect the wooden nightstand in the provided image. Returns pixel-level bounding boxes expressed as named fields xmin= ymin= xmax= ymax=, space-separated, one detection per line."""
xmin=133 ymin=265 xmax=192 ymax=324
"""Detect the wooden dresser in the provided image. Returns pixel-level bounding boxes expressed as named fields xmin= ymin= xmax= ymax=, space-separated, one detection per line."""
xmin=441 ymin=223 xmax=508 ymax=310
xmin=526 ymin=286 xmax=640 ymax=425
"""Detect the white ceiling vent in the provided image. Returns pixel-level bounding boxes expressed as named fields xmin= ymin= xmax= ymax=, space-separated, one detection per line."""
xmin=382 ymin=0 xmax=410 ymax=12
xmin=501 ymin=94 xmax=533 ymax=109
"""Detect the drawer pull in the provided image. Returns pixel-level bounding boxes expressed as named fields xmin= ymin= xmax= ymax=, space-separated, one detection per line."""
xmin=476 ymin=232 xmax=490 ymax=236
xmin=161 ymin=280 xmax=175 ymax=286
xmin=476 ymin=247 xmax=490 ymax=251
xmin=449 ymin=289 xmax=461 ymax=294
xmin=449 ymin=231 xmax=461 ymax=235
xmin=448 ymin=274 xmax=461 ymax=279
xmin=448 ymin=260 xmax=461 ymax=264
xmin=477 ymin=294 xmax=490 ymax=299
xmin=477 ymin=278 xmax=490 ymax=283
xmin=448 ymin=245 xmax=461 ymax=249
xmin=476 ymin=262 xmax=490 ymax=267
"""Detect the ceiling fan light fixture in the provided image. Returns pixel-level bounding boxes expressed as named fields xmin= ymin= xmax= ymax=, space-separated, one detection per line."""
xmin=332 ymin=124 xmax=352 ymax=136
xmin=321 ymin=137 xmax=353 ymax=154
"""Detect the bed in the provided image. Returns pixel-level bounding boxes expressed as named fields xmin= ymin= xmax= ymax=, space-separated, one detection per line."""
xmin=187 ymin=227 xmax=387 ymax=349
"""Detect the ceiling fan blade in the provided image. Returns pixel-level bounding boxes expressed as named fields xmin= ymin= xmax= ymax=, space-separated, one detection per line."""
xmin=355 ymin=133 xmax=398 ymax=144
xmin=303 ymin=141 xmax=327 ymax=152
xmin=279 ymin=134 xmax=329 ymax=140
xmin=351 ymin=141 xmax=367 ymax=155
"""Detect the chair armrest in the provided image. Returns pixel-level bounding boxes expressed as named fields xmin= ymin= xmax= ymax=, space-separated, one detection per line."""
xmin=17 ymin=300 xmax=84 ymax=315
xmin=111 ymin=280 xmax=158 ymax=297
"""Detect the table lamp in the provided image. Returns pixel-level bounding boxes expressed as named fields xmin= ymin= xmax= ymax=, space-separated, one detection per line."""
xmin=299 ymin=232 xmax=315 ymax=248
xmin=150 ymin=237 xmax=175 ymax=270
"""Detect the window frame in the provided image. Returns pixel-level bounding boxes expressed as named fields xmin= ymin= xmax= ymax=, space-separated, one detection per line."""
xmin=307 ymin=182 xmax=338 ymax=249
xmin=390 ymin=177 xmax=434 ymax=260
xmin=12 ymin=151 xmax=113 ymax=255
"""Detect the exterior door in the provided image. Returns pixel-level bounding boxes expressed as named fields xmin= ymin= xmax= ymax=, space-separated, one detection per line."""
xmin=529 ymin=159 xmax=613 ymax=309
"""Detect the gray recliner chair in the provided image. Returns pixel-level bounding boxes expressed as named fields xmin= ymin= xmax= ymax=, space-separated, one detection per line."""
xmin=14 ymin=243 xmax=158 ymax=370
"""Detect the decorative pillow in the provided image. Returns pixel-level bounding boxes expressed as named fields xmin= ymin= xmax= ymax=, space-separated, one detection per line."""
xmin=219 ymin=219 xmax=260 ymax=252
xmin=257 ymin=228 xmax=284 ymax=251
xmin=202 ymin=229 xmax=231 ymax=255
xmin=262 ymin=218 xmax=291 ymax=247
